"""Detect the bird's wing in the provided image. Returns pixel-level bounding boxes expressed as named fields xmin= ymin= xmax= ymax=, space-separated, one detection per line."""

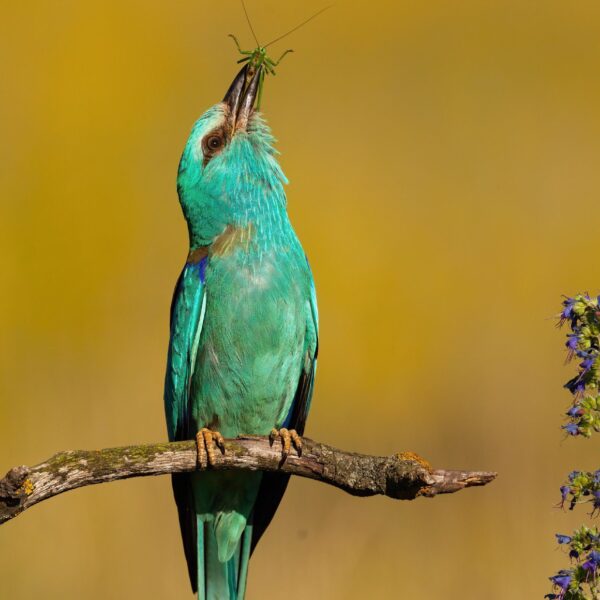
xmin=250 ymin=275 xmax=319 ymax=553
xmin=164 ymin=256 xmax=208 ymax=593
xmin=165 ymin=258 xmax=207 ymax=441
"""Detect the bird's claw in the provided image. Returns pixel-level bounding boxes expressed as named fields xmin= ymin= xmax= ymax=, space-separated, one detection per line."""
xmin=196 ymin=428 xmax=225 ymax=468
xmin=269 ymin=427 xmax=302 ymax=463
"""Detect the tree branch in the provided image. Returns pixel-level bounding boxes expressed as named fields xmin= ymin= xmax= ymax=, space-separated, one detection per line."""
xmin=0 ymin=436 xmax=496 ymax=525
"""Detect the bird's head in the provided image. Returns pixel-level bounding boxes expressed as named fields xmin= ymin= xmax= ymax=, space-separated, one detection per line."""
xmin=177 ymin=64 xmax=287 ymax=251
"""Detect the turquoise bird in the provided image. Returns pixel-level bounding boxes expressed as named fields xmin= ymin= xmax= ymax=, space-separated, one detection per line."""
xmin=164 ymin=64 xmax=318 ymax=600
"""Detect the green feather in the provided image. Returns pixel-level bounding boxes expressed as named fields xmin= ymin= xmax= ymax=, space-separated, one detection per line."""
xmin=165 ymin=101 xmax=318 ymax=599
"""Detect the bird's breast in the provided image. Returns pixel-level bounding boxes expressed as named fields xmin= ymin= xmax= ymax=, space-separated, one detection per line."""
xmin=189 ymin=241 xmax=311 ymax=437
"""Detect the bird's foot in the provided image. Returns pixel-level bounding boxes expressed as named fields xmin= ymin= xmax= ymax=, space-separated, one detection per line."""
xmin=269 ymin=427 xmax=302 ymax=463
xmin=196 ymin=428 xmax=225 ymax=467
xmin=397 ymin=451 xmax=433 ymax=473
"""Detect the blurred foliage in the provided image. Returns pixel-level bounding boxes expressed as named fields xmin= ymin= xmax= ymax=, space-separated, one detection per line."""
xmin=547 ymin=298 xmax=600 ymax=599
xmin=547 ymin=527 xmax=600 ymax=599
xmin=559 ymin=295 xmax=600 ymax=437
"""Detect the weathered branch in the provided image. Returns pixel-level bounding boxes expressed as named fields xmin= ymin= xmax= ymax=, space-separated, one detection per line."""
xmin=0 ymin=436 xmax=496 ymax=525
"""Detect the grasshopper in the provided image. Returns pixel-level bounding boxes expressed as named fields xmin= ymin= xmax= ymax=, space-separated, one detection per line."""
xmin=229 ymin=1 xmax=332 ymax=109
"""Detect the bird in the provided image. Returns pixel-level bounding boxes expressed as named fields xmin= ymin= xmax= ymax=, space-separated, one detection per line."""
xmin=164 ymin=63 xmax=318 ymax=600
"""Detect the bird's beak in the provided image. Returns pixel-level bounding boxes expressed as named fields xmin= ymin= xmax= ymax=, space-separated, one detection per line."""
xmin=223 ymin=64 xmax=262 ymax=132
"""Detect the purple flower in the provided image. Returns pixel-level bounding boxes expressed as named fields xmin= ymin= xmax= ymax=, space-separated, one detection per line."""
xmin=556 ymin=534 xmax=572 ymax=544
xmin=561 ymin=485 xmax=571 ymax=501
xmin=589 ymin=550 xmax=600 ymax=563
xmin=567 ymin=405 xmax=584 ymax=417
xmin=550 ymin=571 xmax=572 ymax=590
xmin=563 ymin=423 xmax=580 ymax=436
xmin=583 ymin=560 xmax=596 ymax=572
xmin=565 ymin=376 xmax=586 ymax=394
xmin=562 ymin=298 xmax=576 ymax=319
xmin=581 ymin=357 xmax=596 ymax=372
xmin=566 ymin=334 xmax=580 ymax=351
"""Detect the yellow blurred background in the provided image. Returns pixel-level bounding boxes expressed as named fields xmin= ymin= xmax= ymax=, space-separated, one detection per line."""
xmin=2 ymin=1 xmax=600 ymax=598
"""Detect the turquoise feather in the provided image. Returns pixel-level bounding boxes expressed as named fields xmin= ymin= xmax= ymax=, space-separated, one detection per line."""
xmin=164 ymin=87 xmax=317 ymax=599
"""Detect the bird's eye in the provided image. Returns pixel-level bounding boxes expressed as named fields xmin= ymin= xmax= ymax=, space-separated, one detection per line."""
xmin=201 ymin=130 xmax=227 ymax=165
xmin=206 ymin=135 xmax=223 ymax=151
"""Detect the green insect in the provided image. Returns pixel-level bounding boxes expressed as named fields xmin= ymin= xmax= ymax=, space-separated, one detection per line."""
xmin=229 ymin=1 xmax=332 ymax=109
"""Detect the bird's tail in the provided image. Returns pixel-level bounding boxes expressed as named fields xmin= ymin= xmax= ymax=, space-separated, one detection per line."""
xmin=197 ymin=516 xmax=253 ymax=600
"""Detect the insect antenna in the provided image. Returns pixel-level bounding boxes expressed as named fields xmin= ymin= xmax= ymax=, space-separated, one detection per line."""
xmin=264 ymin=4 xmax=333 ymax=48
xmin=240 ymin=0 xmax=260 ymax=47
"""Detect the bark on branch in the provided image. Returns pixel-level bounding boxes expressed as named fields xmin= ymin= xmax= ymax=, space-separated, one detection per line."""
xmin=0 ymin=436 xmax=496 ymax=525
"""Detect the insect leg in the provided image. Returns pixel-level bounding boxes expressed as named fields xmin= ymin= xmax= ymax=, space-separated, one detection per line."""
xmin=228 ymin=34 xmax=252 ymax=55
xmin=270 ymin=49 xmax=294 ymax=66
xmin=262 ymin=58 xmax=277 ymax=76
